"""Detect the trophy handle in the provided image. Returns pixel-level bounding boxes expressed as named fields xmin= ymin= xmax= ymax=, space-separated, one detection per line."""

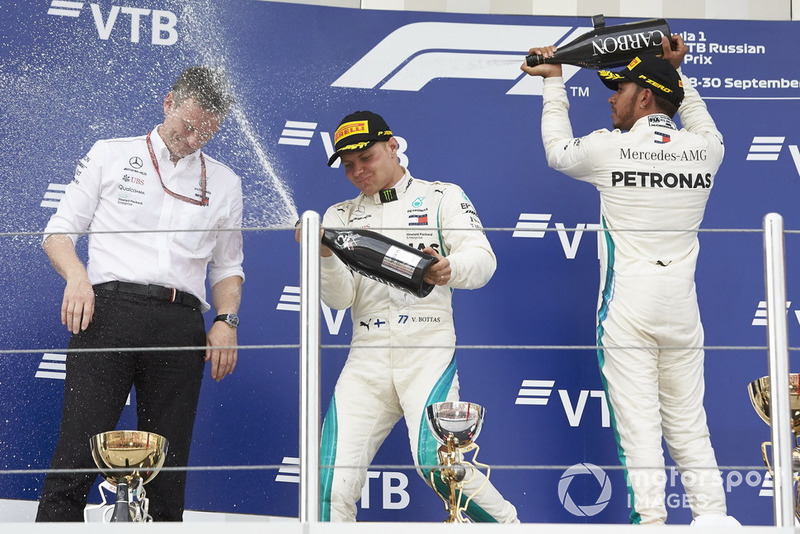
xmin=430 ymin=441 xmax=492 ymax=523
xmin=763 ymin=441 xmax=774 ymax=476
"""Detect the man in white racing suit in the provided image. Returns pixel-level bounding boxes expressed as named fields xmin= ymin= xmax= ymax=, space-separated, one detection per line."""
xmin=315 ymin=110 xmax=518 ymax=523
xmin=521 ymin=37 xmax=739 ymax=526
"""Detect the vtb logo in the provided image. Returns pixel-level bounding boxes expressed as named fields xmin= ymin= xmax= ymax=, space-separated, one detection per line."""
xmin=277 ymin=285 xmax=348 ymax=335
xmin=331 ymin=21 xmax=588 ymax=94
xmin=46 ymin=1 xmax=178 ymax=45
xmin=275 ymin=455 xmax=410 ymax=511
xmin=513 ymin=213 xmax=601 ymax=260
xmin=516 ymin=379 xmax=610 ymax=428
xmin=751 ymin=300 xmax=800 ymax=326
xmin=746 ymin=137 xmax=800 ymax=178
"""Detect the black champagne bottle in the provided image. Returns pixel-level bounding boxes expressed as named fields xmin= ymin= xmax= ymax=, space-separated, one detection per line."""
xmin=526 ymin=15 xmax=671 ymax=69
xmin=322 ymin=228 xmax=438 ymax=298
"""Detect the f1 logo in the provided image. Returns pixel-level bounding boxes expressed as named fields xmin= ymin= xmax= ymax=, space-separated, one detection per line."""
xmin=331 ymin=22 xmax=588 ymax=94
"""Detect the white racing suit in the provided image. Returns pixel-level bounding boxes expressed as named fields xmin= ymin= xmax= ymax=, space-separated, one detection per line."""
xmin=541 ymin=74 xmax=729 ymax=524
xmin=319 ymin=171 xmax=518 ymax=523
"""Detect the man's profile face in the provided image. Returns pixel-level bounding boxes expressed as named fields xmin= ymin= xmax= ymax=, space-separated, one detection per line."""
xmin=160 ymin=93 xmax=223 ymax=162
xmin=608 ymin=81 xmax=642 ymax=131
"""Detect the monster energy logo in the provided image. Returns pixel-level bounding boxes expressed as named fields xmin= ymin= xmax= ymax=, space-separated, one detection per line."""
xmin=380 ymin=189 xmax=398 ymax=203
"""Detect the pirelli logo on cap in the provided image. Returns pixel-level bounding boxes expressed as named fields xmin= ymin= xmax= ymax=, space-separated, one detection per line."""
xmin=626 ymin=57 xmax=642 ymax=70
xmin=334 ymin=120 xmax=368 ymax=144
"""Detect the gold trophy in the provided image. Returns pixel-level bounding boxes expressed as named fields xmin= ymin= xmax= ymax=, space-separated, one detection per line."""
xmin=747 ymin=374 xmax=800 ymax=521
xmin=90 ymin=430 xmax=169 ymax=522
xmin=425 ymin=401 xmax=489 ymax=523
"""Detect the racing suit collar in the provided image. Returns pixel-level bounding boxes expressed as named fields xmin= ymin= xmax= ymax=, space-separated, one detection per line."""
xmin=632 ymin=113 xmax=678 ymax=132
xmin=369 ymin=169 xmax=413 ymax=204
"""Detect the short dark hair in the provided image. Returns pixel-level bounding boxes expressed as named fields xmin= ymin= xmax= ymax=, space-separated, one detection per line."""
xmin=172 ymin=66 xmax=234 ymax=115
xmin=633 ymin=85 xmax=679 ymax=118
xmin=652 ymin=94 xmax=679 ymax=118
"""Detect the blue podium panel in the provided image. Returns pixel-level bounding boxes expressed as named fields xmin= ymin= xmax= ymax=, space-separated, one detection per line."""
xmin=1 ymin=0 xmax=798 ymax=524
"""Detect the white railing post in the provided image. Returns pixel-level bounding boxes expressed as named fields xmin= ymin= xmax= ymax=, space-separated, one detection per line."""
xmin=299 ymin=210 xmax=321 ymax=523
xmin=763 ymin=212 xmax=794 ymax=527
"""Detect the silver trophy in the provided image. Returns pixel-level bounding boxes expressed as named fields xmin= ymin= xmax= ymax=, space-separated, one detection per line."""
xmin=90 ymin=430 xmax=169 ymax=522
xmin=747 ymin=374 xmax=800 ymax=522
xmin=425 ymin=401 xmax=489 ymax=522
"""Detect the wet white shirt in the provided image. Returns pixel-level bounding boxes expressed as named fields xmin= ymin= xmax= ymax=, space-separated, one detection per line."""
xmin=44 ymin=127 xmax=245 ymax=311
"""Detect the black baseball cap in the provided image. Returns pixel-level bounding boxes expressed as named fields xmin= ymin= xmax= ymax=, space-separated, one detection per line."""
xmin=326 ymin=111 xmax=393 ymax=166
xmin=598 ymin=55 xmax=684 ymax=107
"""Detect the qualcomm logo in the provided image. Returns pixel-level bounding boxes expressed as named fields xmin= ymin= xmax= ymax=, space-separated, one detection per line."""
xmin=751 ymin=300 xmax=800 ymax=326
xmin=278 ymin=119 xmax=410 ymax=169
xmin=558 ymin=463 xmax=612 ymax=517
xmin=277 ymin=285 xmax=348 ymax=335
xmin=746 ymin=136 xmax=800 ymax=177
xmin=516 ymin=379 xmax=609 ymax=428
xmin=46 ymin=1 xmax=178 ymax=45
xmin=513 ymin=213 xmax=601 ymax=259
xmin=331 ymin=22 xmax=588 ymax=94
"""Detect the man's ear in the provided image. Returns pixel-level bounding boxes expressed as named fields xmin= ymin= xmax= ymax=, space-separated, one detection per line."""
xmin=163 ymin=91 xmax=175 ymax=116
xmin=640 ymin=87 xmax=654 ymax=108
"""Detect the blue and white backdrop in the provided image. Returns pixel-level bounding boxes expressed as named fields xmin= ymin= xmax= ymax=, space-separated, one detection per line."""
xmin=1 ymin=0 xmax=799 ymax=525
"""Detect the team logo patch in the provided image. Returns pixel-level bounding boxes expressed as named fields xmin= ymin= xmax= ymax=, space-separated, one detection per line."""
xmin=654 ymin=131 xmax=672 ymax=144
xmin=409 ymin=214 xmax=428 ymax=226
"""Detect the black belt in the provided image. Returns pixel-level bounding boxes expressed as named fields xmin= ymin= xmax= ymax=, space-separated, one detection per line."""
xmin=94 ymin=281 xmax=202 ymax=310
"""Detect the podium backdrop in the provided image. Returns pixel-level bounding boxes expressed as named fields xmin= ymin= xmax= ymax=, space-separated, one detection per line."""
xmin=1 ymin=0 xmax=799 ymax=524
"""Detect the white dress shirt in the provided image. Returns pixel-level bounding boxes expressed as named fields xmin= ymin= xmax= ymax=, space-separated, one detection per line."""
xmin=44 ymin=127 xmax=245 ymax=311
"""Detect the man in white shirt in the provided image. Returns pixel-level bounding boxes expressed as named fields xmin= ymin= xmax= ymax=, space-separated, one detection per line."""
xmin=36 ymin=66 xmax=244 ymax=522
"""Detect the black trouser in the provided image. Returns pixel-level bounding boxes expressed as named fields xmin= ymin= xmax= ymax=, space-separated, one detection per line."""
xmin=36 ymin=289 xmax=206 ymax=522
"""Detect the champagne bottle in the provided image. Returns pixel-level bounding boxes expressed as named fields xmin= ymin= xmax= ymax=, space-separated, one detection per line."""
xmin=322 ymin=228 xmax=438 ymax=298
xmin=526 ymin=15 xmax=671 ymax=69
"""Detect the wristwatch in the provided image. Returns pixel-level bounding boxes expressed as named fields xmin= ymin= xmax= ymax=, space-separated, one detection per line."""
xmin=214 ymin=313 xmax=239 ymax=328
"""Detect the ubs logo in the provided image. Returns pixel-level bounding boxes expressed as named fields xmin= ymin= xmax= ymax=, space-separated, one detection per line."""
xmin=123 ymin=174 xmax=145 ymax=185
